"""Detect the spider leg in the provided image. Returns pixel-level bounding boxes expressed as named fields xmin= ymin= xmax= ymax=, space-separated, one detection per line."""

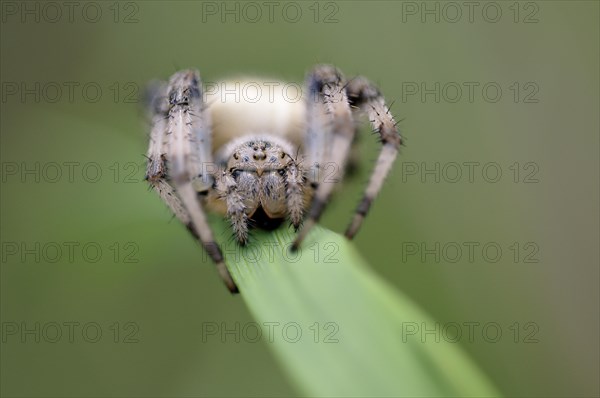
xmin=145 ymin=81 xmax=192 ymax=225
xmin=344 ymin=76 xmax=403 ymax=239
xmin=146 ymin=70 xmax=238 ymax=293
xmin=292 ymin=65 xmax=355 ymax=250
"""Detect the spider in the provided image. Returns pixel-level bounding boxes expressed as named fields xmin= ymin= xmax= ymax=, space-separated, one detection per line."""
xmin=144 ymin=65 xmax=402 ymax=294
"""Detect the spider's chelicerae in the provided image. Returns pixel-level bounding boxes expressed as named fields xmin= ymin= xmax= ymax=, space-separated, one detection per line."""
xmin=145 ymin=65 xmax=402 ymax=293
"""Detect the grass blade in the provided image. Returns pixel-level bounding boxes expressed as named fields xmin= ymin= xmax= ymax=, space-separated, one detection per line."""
xmin=214 ymin=222 xmax=501 ymax=397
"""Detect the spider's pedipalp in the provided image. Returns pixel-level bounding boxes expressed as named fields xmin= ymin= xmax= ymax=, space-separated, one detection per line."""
xmin=213 ymin=169 xmax=252 ymax=245
xmin=292 ymin=65 xmax=355 ymax=250
xmin=284 ymin=159 xmax=305 ymax=230
xmin=344 ymin=76 xmax=402 ymax=239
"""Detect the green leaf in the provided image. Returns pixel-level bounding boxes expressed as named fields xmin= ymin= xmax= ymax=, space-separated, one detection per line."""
xmin=213 ymin=222 xmax=501 ymax=397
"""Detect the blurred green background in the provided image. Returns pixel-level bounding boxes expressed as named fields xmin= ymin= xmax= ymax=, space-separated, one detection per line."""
xmin=1 ymin=1 xmax=598 ymax=397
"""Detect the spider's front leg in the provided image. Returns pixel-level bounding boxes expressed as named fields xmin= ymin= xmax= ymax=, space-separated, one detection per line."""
xmin=292 ymin=65 xmax=355 ymax=250
xmin=146 ymin=70 xmax=238 ymax=293
xmin=145 ymin=82 xmax=192 ymax=226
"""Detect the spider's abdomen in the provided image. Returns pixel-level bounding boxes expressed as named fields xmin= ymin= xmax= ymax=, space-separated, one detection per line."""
xmin=206 ymin=79 xmax=306 ymax=152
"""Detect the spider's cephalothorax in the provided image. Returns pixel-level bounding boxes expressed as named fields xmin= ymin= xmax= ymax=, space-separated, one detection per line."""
xmin=145 ymin=65 xmax=403 ymax=294
xmin=207 ymin=135 xmax=304 ymax=245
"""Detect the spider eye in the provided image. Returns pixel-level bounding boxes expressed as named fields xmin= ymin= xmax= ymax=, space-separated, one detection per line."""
xmin=280 ymin=152 xmax=286 ymax=159
xmin=233 ymin=153 xmax=239 ymax=160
